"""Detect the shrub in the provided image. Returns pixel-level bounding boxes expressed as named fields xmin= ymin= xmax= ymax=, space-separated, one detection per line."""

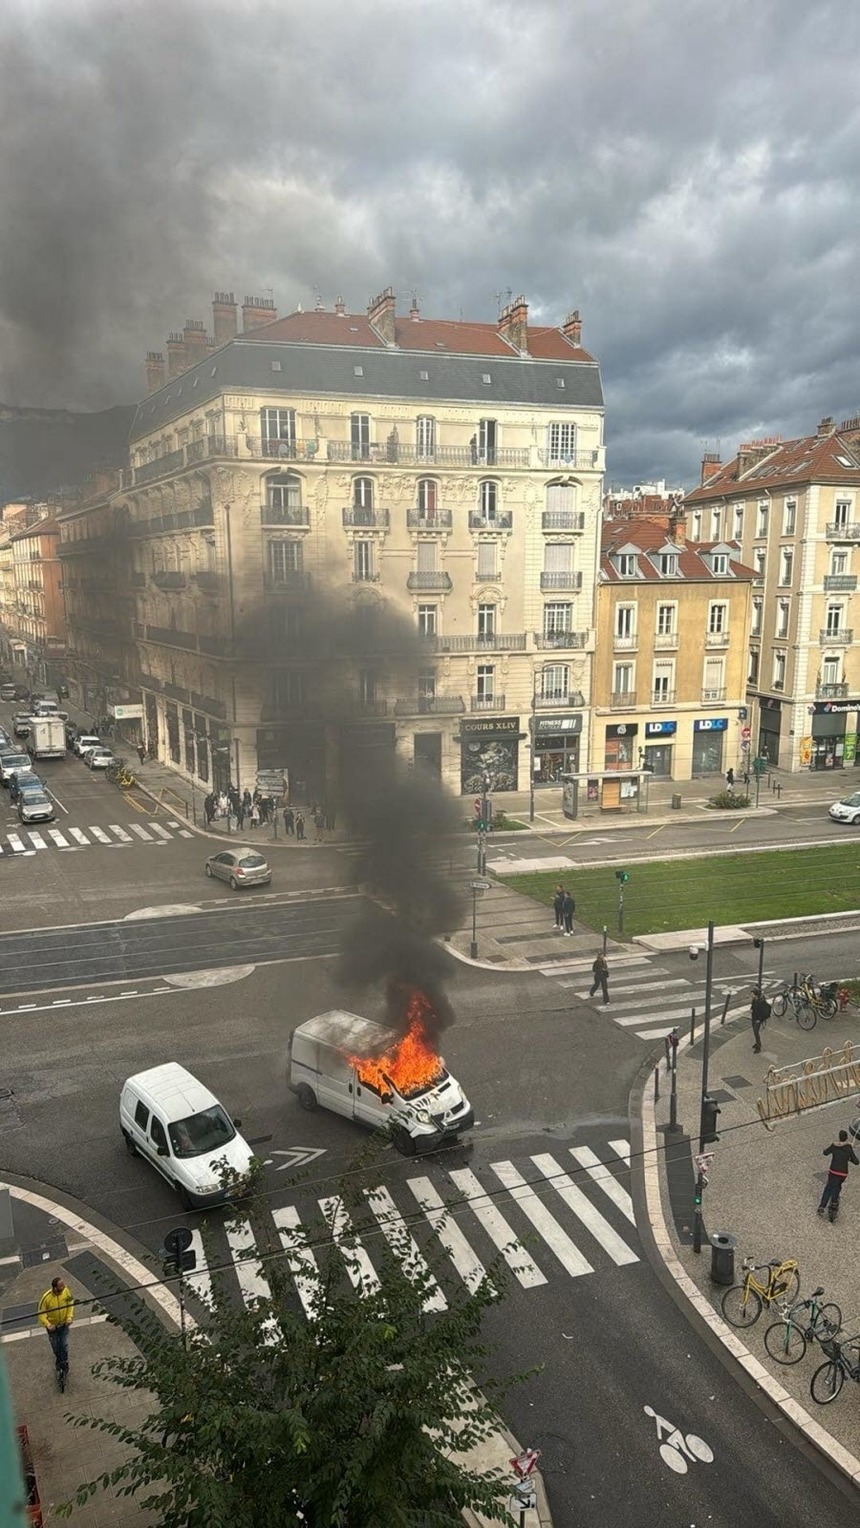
xmin=708 ymin=790 xmax=751 ymax=810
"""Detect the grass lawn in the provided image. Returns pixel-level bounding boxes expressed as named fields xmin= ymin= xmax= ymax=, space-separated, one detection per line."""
xmin=506 ymin=844 xmax=860 ymax=937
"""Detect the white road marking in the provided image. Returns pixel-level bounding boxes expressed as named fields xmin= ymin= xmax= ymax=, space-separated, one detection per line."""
xmin=604 ymin=981 xmax=689 ymax=998
xmin=612 ymin=1006 xmax=699 ymax=1028
xmin=187 ymin=1229 xmax=214 ymax=1309
xmin=446 ymin=1167 xmax=547 ymax=1289
xmin=273 ymin=1205 xmax=320 ymax=1318
xmin=109 ymin=824 xmax=133 ymax=842
xmin=225 ymin=1219 xmax=272 ymax=1309
xmin=531 ymin=1153 xmax=638 ymax=1266
xmin=636 ymin=1024 xmax=684 ymax=1039
xmin=47 ymin=828 xmax=69 ymax=847
xmin=608 ymin=1139 xmax=631 ymax=1166
xmin=26 ymin=831 xmax=47 ymax=849
xmin=366 ymin=1184 xmax=447 ymax=1311
xmin=69 ymin=827 xmax=90 ymax=845
xmin=148 ymin=822 xmax=172 ymax=840
xmin=406 ymin=1175 xmax=489 ymax=1294
xmin=489 ymin=1161 xmax=593 ymax=1277
xmin=569 ymin=1147 xmax=636 ymax=1224
xmin=7 ymin=833 xmax=26 ymax=853
xmin=89 ymin=825 xmax=111 ymax=842
xmin=178 ymin=829 xmax=193 ymax=838
xmin=319 ymin=1196 xmax=380 ymax=1295
xmin=129 ymin=823 xmax=154 ymax=841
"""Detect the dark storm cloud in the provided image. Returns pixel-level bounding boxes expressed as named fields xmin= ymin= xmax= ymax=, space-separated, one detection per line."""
xmin=3 ymin=0 xmax=860 ymax=480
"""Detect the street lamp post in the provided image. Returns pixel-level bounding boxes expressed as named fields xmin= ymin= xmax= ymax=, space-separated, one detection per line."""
xmin=753 ymin=934 xmax=765 ymax=993
xmin=529 ymin=678 xmax=538 ymax=824
xmin=469 ymin=878 xmax=491 ymax=960
xmin=692 ymin=919 xmax=715 ymax=1255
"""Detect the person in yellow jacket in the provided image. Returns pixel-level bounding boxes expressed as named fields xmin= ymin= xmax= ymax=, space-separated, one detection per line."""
xmin=38 ymin=1276 xmax=74 ymax=1377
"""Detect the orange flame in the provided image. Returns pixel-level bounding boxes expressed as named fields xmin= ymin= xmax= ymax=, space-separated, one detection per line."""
xmin=348 ymin=988 xmax=445 ymax=1099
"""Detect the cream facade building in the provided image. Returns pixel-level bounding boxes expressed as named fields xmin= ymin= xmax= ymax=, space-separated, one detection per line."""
xmin=120 ymin=290 xmax=605 ymax=799
xmin=686 ymin=418 xmax=860 ymax=772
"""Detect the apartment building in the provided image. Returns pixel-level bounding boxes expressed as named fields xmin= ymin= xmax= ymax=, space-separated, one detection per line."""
xmin=686 ymin=418 xmax=860 ymax=771
xmin=56 ymin=470 xmax=141 ymax=722
xmin=7 ymin=516 xmax=67 ymax=684
xmin=594 ymin=513 xmax=755 ymax=780
xmin=121 ymin=288 xmax=605 ymax=798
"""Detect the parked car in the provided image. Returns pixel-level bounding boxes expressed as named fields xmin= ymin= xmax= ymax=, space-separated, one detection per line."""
xmin=0 ymin=752 xmax=33 ymax=786
xmin=0 ymin=683 xmax=16 ymax=701
xmin=10 ymin=773 xmax=45 ymax=803
xmin=829 ymin=791 xmax=860 ymax=825
xmin=0 ymin=729 xmax=11 ymax=749
xmin=84 ymin=747 xmax=116 ymax=770
xmin=13 ymin=713 xmax=31 ymax=738
xmin=18 ymin=790 xmax=55 ymax=824
xmin=13 ymin=685 xmax=30 ymax=701
xmin=119 ymin=1062 xmax=254 ymax=1209
xmin=204 ymin=849 xmax=272 ymax=889
xmin=74 ymin=733 xmax=101 ymax=757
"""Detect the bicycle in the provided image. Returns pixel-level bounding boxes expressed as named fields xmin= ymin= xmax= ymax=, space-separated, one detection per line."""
xmin=720 ymin=1255 xmax=800 ymax=1328
xmin=762 ymin=1286 xmax=842 ymax=1365
xmin=809 ymin=1333 xmax=860 ymax=1404
xmin=106 ymin=758 xmax=136 ymax=789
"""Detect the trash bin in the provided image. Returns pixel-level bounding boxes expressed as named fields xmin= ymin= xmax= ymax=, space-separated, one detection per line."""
xmin=710 ymin=1231 xmax=736 ymax=1286
xmin=671 ymin=793 xmax=682 ymax=810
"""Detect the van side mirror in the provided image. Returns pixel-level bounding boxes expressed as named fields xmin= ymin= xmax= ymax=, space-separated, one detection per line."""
xmin=157 ymin=1144 xmax=169 ymax=1157
xmin=233 ymin=1118 xmax=242 ymax=1129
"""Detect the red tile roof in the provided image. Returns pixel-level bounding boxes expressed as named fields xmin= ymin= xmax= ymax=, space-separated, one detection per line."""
xmin=600 ymin=516 xmax=756 ymax=582
xmin=237 ymin=307 xmax=595 ymax=362
xmin=688 ymin=431 xmax=860 ymax=501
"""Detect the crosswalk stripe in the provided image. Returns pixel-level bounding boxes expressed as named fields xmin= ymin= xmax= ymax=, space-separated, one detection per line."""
xmin=447 ymin=1167 xmax=546 ymax=1289
xmin=608 ymin=1139 xmax=631 ymax=1166
xmin=531 ymin=1154 xmax=638 ymax=1266
xmin=273 ymin=1205 xmax=320 ymax=1319
xmin=69 ymin=827 xmax=90 ymax=845
xmin=129 ymin=823 xmax=154 ymax=841
xmin=603 ymin=981 xmax=688 ymax=999
xmin=540 ymin=955 xmax=653 ymax=976
xmin=148 ymin=822 xmax=172 ymax=840
xmin=187 ymin=1229 xmax=214 ymax=1309
xmin=569 ymin=1147 xmax=635 ymax=1224
xmin=47 ymin=828 xmax=69 ymax=847
xmin=612 ymin=1006 xmax=696 ymax=1028
xmin=89 ymin=826 xmax=111 ymax=842
xmin=489 ymin=1161 xmax=593 ymax=1277
xmin=319 ymin=1195 xmax=380 ymax=1295
xmin=7 ymin=833 xmax=26 ymax=853
xmin=109 ymin=824 xmax=133 ymax=842
xmin=405 ymin=1176 xmax=488 ymax=1294
xmin=366 ymin=1184 xmax=447 ymax=1311
xmin=636 ymin=1024 xmax=681 ymax=1039
xmin=224 ymin=1219 xmax=271 ymax=1309
xmin=177 ymin=829 xmax=193 ymax=838
xmin=27 ymin=831 xmax=47 ymax=849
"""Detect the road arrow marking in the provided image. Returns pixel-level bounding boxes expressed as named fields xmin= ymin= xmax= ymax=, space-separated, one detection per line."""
xmin=267 ymin=1147 xmax=328 ymax=1171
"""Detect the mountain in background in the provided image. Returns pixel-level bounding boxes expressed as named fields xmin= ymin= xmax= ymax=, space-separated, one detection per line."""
xmin=0 ymin=403 xmax=136 ymax=502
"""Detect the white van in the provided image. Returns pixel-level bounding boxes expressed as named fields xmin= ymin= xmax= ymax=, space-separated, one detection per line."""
xmin=289 ymin=1011 xmax=474 ymax=1155
xmin=120 ymin=1063 xmax=255 ymax=1208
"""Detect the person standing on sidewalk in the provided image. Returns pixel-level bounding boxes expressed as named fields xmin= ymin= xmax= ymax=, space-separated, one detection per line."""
xmin=818 ymin=1131 xmax=858 ymax=1220
xmin=561 ymin=889 xmax=575 ymax=936
xmin=38 ymin=1276 xmax=74 ymax=1378
xmin=137 ymin=742 xmax=146 ymax=765
xmin=553 ymin=883 xmax=565 ymax=931
xmin=750 ymin=987 xmax=771 ymax=1053
xmin=589 ymin=952 xmax=610 ymax=1003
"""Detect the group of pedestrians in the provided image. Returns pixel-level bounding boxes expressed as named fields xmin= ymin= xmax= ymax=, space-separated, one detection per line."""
xmin=552 ymin=883 xmax=576 ymax=936
xmin=199 ymin=786 xmax=337 ymax=842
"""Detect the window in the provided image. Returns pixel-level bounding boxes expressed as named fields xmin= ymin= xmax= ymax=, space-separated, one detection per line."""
xmin=825 ymin=602 xmax=843 ymax=635
xmin=733 ymin=505 xmax=744 ymax=539
xmin=544 ymin=603 xmax=572 ymax=636
xmin=834 ymin=498 xmax=851 ymax=529
xmin=478 ymin=480 xmax=498 ymax=520
xmin=133 ymin=1101 xmax=150 ymax=1131
xmin=711 ymin=552 xmax=729 ymax=575
xmin=350 ymin=413 xmax=370 ymax=460
xmin=150 ymin=1117 xmax=168 ymax=1153
xmin=547 ymin=421 xmax=576 ymax=462
xmin=659 ymin=552 xmax=679 ymax=576
xmin=476 ymin=664 xmax=495 ymax=700
xmin=615 ymin=604 xmax=636 ymax=639
xmin=703 ymin=656 xmax=724 ymax=695
xmin=653 ymin=661 xmax=674 ymax=701
xmin=481 ymin=373 xmax=492 ymax=385
xmin=748 ymin=648 xmax=759 ymax=685
xmin=783 ymin=498 xmax=797 ymax=534
xmin=752 ymin=598 xmax=763 ymax=635
xmin=773 ymin=651 xmax=786 ymax=689
xmin=691 ymin=511 xmax=702 ymax=540
xmin=416 ymin=416 xmax=436 ymax=459
xmin=541 ymin=664 xmax=569 ymax=701
xmin=353 ymin=476 xmax=374 ymax=510
xmin=416 ymin=541 xmax=437 ymax=573
xmin=267 ymin=474 xmax=301 ymax=511
xmin=617 ymin=553 xmax=637 ymax=577
xmin=418 ymin=669 xmax=436 ymax=700
xmin=478 ymin=419 xmax=497 ymax=465
xmin=417 ymin=478 xmax=438 ymax=513
xmin=831 ymin=550 xmax=849 ymax=576
xmin=477 ymin=542 xmax=497 ymax=579
xmin=656 ymin=603 xmax=675 ymax=635
xmin=477 ymin=603 xmax=496 ymax=638
xmin=756 ymin=502 xmax=769 ymax=537
xmin=546 ymin=481 xmax=576 ymax=516
xmin=353 ymin=365 xmax=364 ymax=377
xmin=754 ymin=547 xmax=766 ymax=577
xmin=613 ymin=662 xmax=634 ymax=695
xmin=260 ymin=407 xmax=296 ymax=458
xmin=267 ymin=540 xmax=303 ymax=582
xmin=711 ymin=508 xmax=722 ymax=540
xmin=358 ymin=669 xmax=376 ymax=704
xmin=272 ymin=671 xmax=306 ymax=709
xmin=779 ymin=548 xmax=793 ymax=586
xmin=545 ymin=541 xmax=574 ymax=573
xmin=776 ymin=598 xmax=790 ymax=638
xmin=354 ymin=540 xmax=375 ymax=581
xmin=417 ymin=604 xmax=437 ymax=637
xmin=822 ymin=656 xmax=841 ymax=686
xmin=708 ymin=602 xmax=727 ymax=633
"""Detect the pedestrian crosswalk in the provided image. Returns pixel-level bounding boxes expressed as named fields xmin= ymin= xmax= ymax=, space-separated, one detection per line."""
xmin=535 ymin=950 xmax=772 ymax=1041
xmin=184 ymin=1139 xmax=638 ymax=1322
xmin=0 ymin=818 xmax=195 ymax=856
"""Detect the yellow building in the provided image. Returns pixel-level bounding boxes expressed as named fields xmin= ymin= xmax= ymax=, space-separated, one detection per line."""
xmin=56 ymin=470 xmax=141 ymax=723
xmin=121 ymin=289 xmax=605 ymax=798
xmin=594 ymin=512 xmax=755 ymax=780
xmin=686 ymin=418 xmax=860 ymax=771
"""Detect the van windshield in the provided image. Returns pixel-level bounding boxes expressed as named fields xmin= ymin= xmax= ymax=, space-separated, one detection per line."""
xmin=384 ymin=1066 xmax=449 ymax=1102
xmin=168 ymin=1105 xmax=236 ymax=1158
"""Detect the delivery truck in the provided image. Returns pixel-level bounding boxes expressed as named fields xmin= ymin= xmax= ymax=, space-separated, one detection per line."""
xmin=28 ymin=715 xmax=66 ymax=760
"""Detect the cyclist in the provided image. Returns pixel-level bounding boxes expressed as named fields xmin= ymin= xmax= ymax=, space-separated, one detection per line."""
xmin=38 ymin=1275 xmax=74 ymax=1378
xmin=818 ymin=1130 xmax=859 ymax=1221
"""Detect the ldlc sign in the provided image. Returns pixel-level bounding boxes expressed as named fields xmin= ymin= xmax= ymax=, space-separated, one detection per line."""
xmin=694 ymin=718 xmax=728 ymax=733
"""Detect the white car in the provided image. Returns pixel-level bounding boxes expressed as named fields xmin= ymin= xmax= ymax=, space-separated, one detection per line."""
xmin=829 ymin=790 xmax=860 ymax=825
xmin=120 ymin=1063 xmax=255 ymax=1209
xmin=74 ymin=733 xmax=101 ymax=757
xmin=0 ymin=751 xmax=34 ymax=786
xmin=85 ymin=747 xmax=116 ymax=770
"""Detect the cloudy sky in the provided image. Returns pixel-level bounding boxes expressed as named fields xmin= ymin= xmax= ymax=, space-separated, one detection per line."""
xmin=2 ymin=0 xmax=859 ymax=484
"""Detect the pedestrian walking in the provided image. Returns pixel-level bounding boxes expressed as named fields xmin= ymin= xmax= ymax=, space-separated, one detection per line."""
xmin=726 ymin=767 xmax=735 ymax=790
xmin=742 ymin=766 xmax=750 ymax=788
xmin=258 ymin=795 xmax=269 ymax=825
xmin=137 ymin=742 xmax=146 ymax=765
xmin=236 ymin=799 xmax=246 ymax=831
xmin=589 ymin=952 xmax=610 ymax=1004
xmin=203 ymin=791 xmax=216 ymax=826
xmin=818 ymin=1130 xmax=859 ymax=1221
xmin=314 ymin=808 xmax=324 ymax=843
xmin=249 ymin=801 xmax=260 ymax=829
xmin=218 ymin=790 xmax=229 ymax=821
xmin=284 ymin=806 xmax=294 ymax=835
xmin=38 ymin=1276 xmax=74 ymax=1380
xmin=562 ymin=889 xmax=575 ymax=936
xmin=295 ymin=810 xmax=305 ymax=841
xmin=553 ymin=883 xmax=565 ymax=931
xmin=750 ymin=987 xmax=771 ymax=1053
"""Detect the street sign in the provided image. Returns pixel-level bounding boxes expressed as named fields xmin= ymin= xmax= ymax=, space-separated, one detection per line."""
xmin=164 ymin=1226 xmax=193 ymax=1258
xmin=694 ymin=1153 xmax=714 ymax=1177
xmin=510 ymin=1448 xmax=541 ymax=1479
xmin=470 ymin=879 xmax=492 ymax=893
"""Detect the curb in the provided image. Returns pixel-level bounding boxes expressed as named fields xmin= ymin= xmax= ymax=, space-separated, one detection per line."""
xmin=632 ymin=1039 xmax=860 ymax=1492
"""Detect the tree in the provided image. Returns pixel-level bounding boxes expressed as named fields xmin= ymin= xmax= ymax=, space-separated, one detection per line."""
xmin=58 ymin=1174 xmax=526 ymax=1526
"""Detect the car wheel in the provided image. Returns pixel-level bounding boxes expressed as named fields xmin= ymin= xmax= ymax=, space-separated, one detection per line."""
xmin=122 ymin=1130 xmax=137 ymax=1157
xmin=853 ymin=813 xmax=860 ymax=826
xmin=296 ymin=1083 xmax=318 ymax=1111
xmin=391 ymin=1126 xmax=417 ymax=1156
xmin=229 ymin=876 xmax=239 ymax=890
xmin=205 ymin=863 xmax=213 ymax=877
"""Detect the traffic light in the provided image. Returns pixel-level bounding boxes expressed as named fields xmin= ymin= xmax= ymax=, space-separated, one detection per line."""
xmin=615 ymin=869 xmax=629 ymax=883
xmin=701 ymin=1095 xmax=721 ymax=1145
xmin=693 ymin=1179 xmax=703 ymax=1208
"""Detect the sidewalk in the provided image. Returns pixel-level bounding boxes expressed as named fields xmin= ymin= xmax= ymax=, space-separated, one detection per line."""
xmin=641 ymin=995 xmax=860 ymax=1488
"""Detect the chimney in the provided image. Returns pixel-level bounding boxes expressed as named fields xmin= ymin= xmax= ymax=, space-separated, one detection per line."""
xmin=241 ymin=295 xmax=277 ymax=332
xmin=212 ymin=291 xmax=238 ymax=345
xmin=700 ymin=451 xmax=722 ymax=485
xmin=818 ymin=416 xmax=834 ymax=437
xmin=145 ymin=351 xmax=166 ymax=393
xmin=562 ymin=309 xmax=582 ymax=346
xmin=737 ymin=436 xmax=781 ymax=475
xmin=334 ymin=295 xmax=346 ymax=317
xmin=167 ymin=332 xmax=186 ymax=378
xmin=668 ymin=494 xmax=686 ymax=545
xmin=498 ymin=294 xmax=529 ymax=353
xmin=367 ymin=285 xmax=396 ymax=344
xmin=206 ymin=335 xmax=216 ymax=356
xmin=409 ymin=294 xmax=420 ymax=321
xmin=183 ymin=319 xmax=208 ymax=368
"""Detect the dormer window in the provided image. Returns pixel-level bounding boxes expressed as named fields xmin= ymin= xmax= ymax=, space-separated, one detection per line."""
xmin=617 ymin=553 xmax=637 ymax=577
xmin=711 ymin=553 xmax=729 ymax=575
xmin=659 ymin=552 xmax=679 ymax=576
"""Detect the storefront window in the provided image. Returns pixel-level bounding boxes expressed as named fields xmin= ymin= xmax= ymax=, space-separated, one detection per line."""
xmin=692 ymin=726 xmax=725 ymax=775
xmin=604 ymin=725 xmax=638 ymax=770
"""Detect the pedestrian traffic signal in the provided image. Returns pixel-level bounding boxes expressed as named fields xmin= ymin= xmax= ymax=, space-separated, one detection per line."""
xmin=615 ymin=869 xmax=629 ymax=883
xmin=701 ymin=1095 xmax=721 ymax=1145
xmin=693 ymin=1180 xmax=703 ymax=1208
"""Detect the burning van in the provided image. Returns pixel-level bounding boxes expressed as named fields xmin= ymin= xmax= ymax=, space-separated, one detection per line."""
xmin=289 ymin=1008 xmax=474 ymax=1154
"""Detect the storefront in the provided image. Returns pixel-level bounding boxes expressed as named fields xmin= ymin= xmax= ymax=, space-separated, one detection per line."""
xmin=642 ymin=719 xmax=676 ymax=777
xmin=758 ymin=696 xmax=783 ymax=767
xmin=532 ymin=713 xmax=582 ymax=785
xmin=458 ymin=716 xmax=521 ymax=794
xmin=692 ymin=716 xmax=727 ymax=775
xmin=807 ymin=701 xmax=860 ymax=770
xmin=604 ymin=722 xmax=638 ymax=771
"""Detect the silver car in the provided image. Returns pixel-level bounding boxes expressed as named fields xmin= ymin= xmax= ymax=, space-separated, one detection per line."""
xmin=18 ymin=790 xmax=55 ymax=823
xmin=204 ymin=849 xmax=272 ymax=890
xmin=0 ymin=752 xmax=33 ymax=786
xmin=84 ymin=747 xmax=116 ymax=770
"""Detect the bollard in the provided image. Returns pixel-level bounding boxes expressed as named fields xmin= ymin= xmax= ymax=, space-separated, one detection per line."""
xmin=710 ymin=1232 xmax=736 ymax=1286
xmin=719 ymin=992 xmax=730 ymax=1027
xmin=689 ymin=1006 xmax=697 ymax=1045
xmin=775 ymin=782 xmax=781 ymax=799
xmin=654 ymin=1066 xmax=659 ymax=1104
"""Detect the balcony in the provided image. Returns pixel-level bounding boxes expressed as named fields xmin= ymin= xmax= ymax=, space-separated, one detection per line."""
xmin=540 ymin=571 xmax=583 ymax=592
xmin=351 ymin=570 xmax=380 ymax=583
xmin=474 ymin=570 xmax=500 ymax=583
xmin=470 ymin=694 xmax=506 ymax=712
xmin=407 ymin=508 xmax=453 ymax=530
xmin=263 ymin=571 xmax=313 ymax=591
xmin=252 ymin=437 xmax=320 ymax=461
xmin=651 ymin=690 xmax=676 ymax=707
xmin=704 ymin=630 xmax=730 ymax=648
xmin=427 ymin=633 xmax=527 ymax=653
xmin=816 ymin=681 xmax=850 ymax=698
xmin=469 ymin=511 xmax=513 ymax=531
xmin=824 ymin=574 xmax=858 ymax=591
xmin=537 ymin=449 xmax=601 ymax=470
xmin=610 ymin=692 xmax=637 ymax=709
xmin=144 ymin=625 xmax=198 ymax=651
xmin=326 ymin=442 xmax=529 ymax=468
xmin=407 ymin=572 xmax=453 ymax=592
xmin=701 ymin=687 xmax=727 ymax=703
xmin=542 ymin=510 xmax=585 ymax=531
xmin=341 ymin=698 xmax=390 ymax=717
xmin=134 ymin=447 xmax=186 ymax=483
xmin=133 ymin=437 xmax=236 ymax=484
xmin=826 ymin=522 xmax=860 ymax=541
xmin=151 ymin=570 xmax=188 ymax=591
xmin=193 ymin=571 xmax=221 ymax=594
xmin=126 ymin=502 xmax=214 ymax=537
xmin=820 ymin=627 xmax=853 ymax=645
xmin=394 ymin=694 xmax=465 ymax=715
xmin=261 ymin=504 xmax=310 ymax=527
xmin=613 ymin=634 xmax=638 ymax=651
xmin=343 ymin=507 xmax=390 ymax=529
xmin=653 ymin=630 xmax=679 ymax=650
xmin=535 ymin=691 xmax=585 ymax=709
xmin=533 ymin=630 xmax=589 ymax=650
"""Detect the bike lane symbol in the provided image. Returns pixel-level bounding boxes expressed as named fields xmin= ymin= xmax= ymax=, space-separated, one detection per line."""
xmin=644 ymin=1405 xmax=714 ymax=1475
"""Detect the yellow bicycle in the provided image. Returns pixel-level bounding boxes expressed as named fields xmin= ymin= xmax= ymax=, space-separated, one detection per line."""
xmin=721 ymin=1256 xmax=800 ymax=1328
